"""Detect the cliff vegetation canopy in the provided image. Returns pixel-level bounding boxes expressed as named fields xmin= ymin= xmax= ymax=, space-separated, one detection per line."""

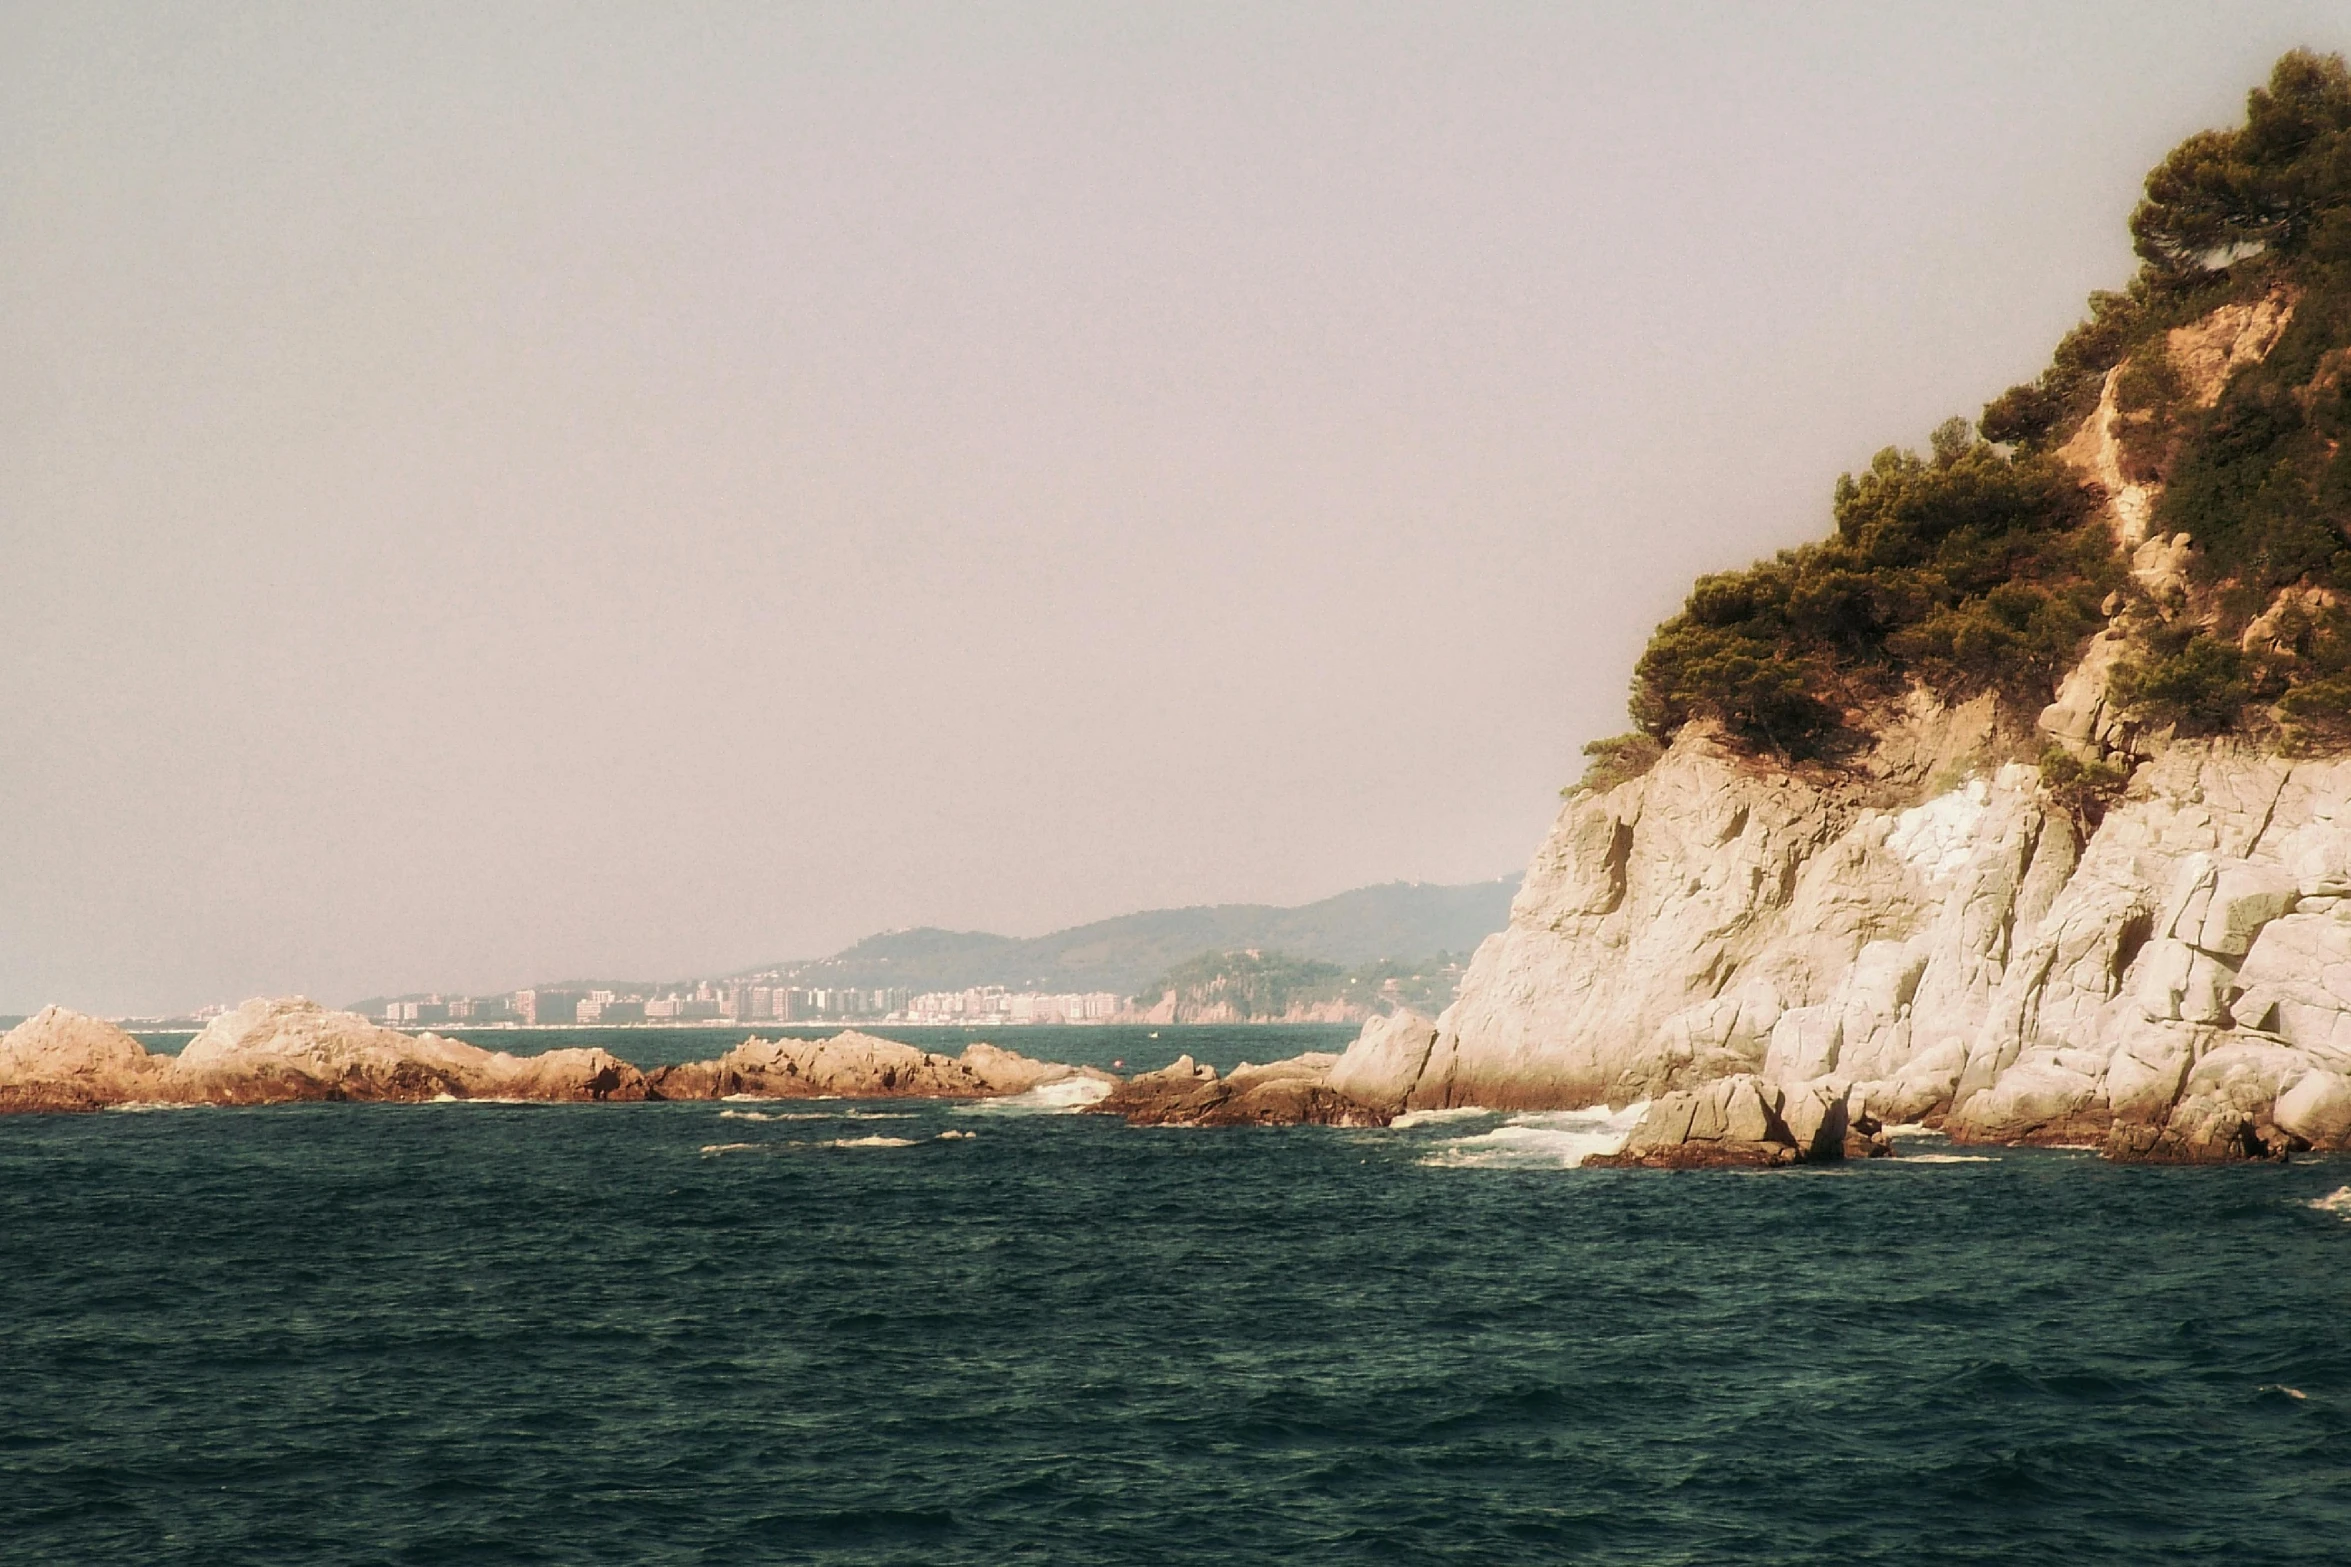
xmin=1618 ymin=49 xmax=2351 ymax=765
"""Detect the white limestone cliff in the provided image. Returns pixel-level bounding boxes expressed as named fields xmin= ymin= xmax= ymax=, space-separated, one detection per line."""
xmin=1327 ymin=727 xmax=2351 ymax=1159
xmin=1319 ymin=289 xmax=2351 ymax=1160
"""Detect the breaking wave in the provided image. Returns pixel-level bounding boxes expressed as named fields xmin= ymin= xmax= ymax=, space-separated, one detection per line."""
xmin=717 ymin=1108 xmax=914 ymax=1122
xmin=959 ymin=1075 xmax=1113 ymax=1116
xmin=2306 ymin=1185 xmax=2351 ymax=1217
xmin=1418 ymin=1103 xmax=1648 ymax=1169
xmin=1389 ymin=1106 xmax=1497 ymax=1129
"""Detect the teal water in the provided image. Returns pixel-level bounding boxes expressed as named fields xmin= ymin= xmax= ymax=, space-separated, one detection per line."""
xmin=8 ymin=1025 xmax=2351 ymax=1564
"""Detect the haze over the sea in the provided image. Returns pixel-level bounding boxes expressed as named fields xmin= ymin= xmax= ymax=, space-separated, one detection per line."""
xmin=6 ymin=1 xmax=2347 ymax=1015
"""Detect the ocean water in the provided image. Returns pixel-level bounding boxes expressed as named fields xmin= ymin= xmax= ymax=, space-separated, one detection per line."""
xmin=8 ymin=1026 xmax=2351 ymax=1564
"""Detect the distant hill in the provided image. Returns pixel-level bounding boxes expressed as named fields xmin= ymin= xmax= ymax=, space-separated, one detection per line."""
xmin=775 ymin=880 xmax=1518 ymax=997
xmin=346 ymin=879 xmax=1520 ymax=1015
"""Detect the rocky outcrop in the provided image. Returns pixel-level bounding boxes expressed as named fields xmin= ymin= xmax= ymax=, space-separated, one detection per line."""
xmin=1325 ymin=1009 xmax=1438 ymax=1109
xmin=1311 ymin=292 xmax=2351 ymax=1165
xmin=170 ymin=996 xmax=651 ymax=1104
xmin=641 ymin=1031 xmax=1105 ymax=1101
xmin=1093 ymin=1052 xmax=1392 ymax=1127
xmin=1584 ymin=1075 xmax=1890 ymax=1168
xmin=1341 ymin=731 xmax=2351 ymax=1163
xmin=0 ymin=1006 xmax=168 ymax=1111
xmin=0 ymin=1000 xmax=1097 ymax=1114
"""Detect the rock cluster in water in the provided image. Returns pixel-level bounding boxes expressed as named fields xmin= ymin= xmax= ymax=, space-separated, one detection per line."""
xmin=0 ymin=998 xmax=1105 ymax=1113
xmin=1093 ymin=1052 xmax=1389 ymax=1127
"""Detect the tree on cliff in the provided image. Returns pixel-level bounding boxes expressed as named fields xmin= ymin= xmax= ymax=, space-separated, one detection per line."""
xmin=2131 ymin=49 xmax=2351 ymax=278
xmin=1627 ymin=47 xmax=2351 ymax=763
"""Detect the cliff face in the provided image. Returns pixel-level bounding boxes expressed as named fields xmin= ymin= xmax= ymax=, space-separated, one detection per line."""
xmin=1407 ymin=727 xmax=2351 ymax=1157
xmin=1373 ymin=290 xmax=2351 ymax=1159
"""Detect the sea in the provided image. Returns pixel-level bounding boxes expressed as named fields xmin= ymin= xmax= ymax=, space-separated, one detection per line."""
xmin=6 ymin=1022 xmax=2351 ymax=1564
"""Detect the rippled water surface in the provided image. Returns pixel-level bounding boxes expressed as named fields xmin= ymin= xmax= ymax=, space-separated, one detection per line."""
xmin=8 ymin=1025 xmax=2351 ymax=1564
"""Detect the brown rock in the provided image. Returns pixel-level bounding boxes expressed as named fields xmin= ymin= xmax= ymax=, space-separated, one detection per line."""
xmin=0 ymin=1006 xmax=166 ymax=1111
xmin=1092 ymin=1052 xmax=1391 ymax=1127
xmin=644 ymin=1031 xmax=1101 ymax=1101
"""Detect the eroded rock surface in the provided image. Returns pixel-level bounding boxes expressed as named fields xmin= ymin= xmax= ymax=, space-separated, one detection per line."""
xmin=1337 ymin=730 xmax=2351 ymax=1163
xmin=1584 ymin=1075 xmax=1890 ymax=1168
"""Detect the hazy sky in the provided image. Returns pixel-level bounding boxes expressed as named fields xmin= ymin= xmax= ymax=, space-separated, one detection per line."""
xmin=6 ymin=3 xmax=2348 ymax=1014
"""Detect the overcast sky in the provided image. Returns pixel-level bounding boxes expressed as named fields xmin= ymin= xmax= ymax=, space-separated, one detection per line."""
xmin=5 ymin=3 xmax=2347 ymax=1014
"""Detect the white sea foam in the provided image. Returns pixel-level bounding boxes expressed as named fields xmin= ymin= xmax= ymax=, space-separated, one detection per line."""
xmin=717 ymin=1108 xmax=912 ymax=1122
xmin=2307 ymin=1185 xmax=2351 ymax=1217
xmin=1419 ymin=1103 xmax=1649 ymax=1169
xmin=699 ymin=1142 xmax=763 ymax=1155
xmin=1389 ymin=1106 xmax=1497 ymax=1129
xmin=1903 ymin=1153 xmax=1996 ymax=1164
xmin=959 ymin=1075 xmax=1114 ymax=1115
xmin=103 ymin=1101 xmax=208 ymax=1113
xmin=1882 ymin=1122 xmax=1948 ymax=1139
xmin=937 ymin=1130 xmax=976 ymax=1141
xmin=825 ymin=1134 xmax=917 ymax=1148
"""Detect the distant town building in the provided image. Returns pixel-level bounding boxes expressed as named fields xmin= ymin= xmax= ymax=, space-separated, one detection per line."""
xmin=901 ymin=988 xmax=1120 ymax=1024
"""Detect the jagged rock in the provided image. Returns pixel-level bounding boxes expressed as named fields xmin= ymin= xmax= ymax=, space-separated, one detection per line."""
xmin=2102 ymin=1020 xmax=2207 ymax=1126
xmin=2229 ymin=913 xmax=2351 ymax=1048
xmin=1092 ymin=1051 xmax=1390 ymax=1127
xmin=1947 ymin=1059 xmax=2107 ymax=1145
xmin=1326 ymin=1010 xmax=1436 ymax=1108
xmin=2274 ymin=1068 xmax=2351 ymax=1149
xmin=2038 ymin=629 xmax=2134 ymax=757
xmin=2165 ymin=286 xmax=2299 ymax=407
xmin=1585 ymin=1075 xmax=1814 ymax=1168
xmin=643 ymin=1031 xmax=1100 ymax=1101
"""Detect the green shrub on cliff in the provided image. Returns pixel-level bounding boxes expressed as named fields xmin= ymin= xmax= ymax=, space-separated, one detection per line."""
xmin=2108 ymin=634 xmax=2255 ymax=735
xmin=2037 ymin=745 xmax=2131 ymax=822
xmin=1631 ymin=434 xmax=2113 ymax=753
xmin=1631 ymin=49 xmax=2351 ymax=758
xmin=2130 ymin=48 xmax=2351 ymax=279
xmin=1572 ymin=732 xmax=1665 ymax=795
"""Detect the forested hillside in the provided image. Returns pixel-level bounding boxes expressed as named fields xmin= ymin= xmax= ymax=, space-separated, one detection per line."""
xmin=1595 ymin=49 xmax=2351 ymax=786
